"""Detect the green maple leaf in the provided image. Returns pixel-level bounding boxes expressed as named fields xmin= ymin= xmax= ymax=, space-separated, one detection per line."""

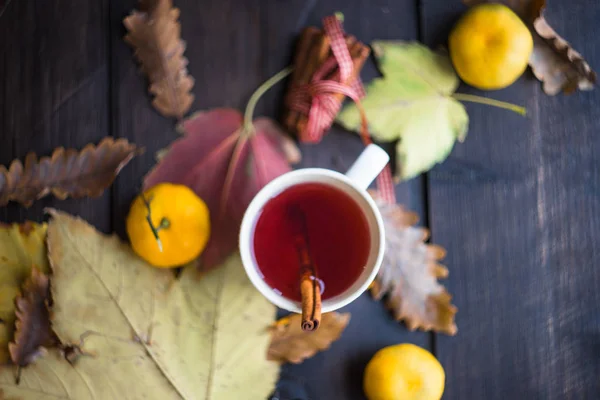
xmin=337 ymin=41 xmax=469 ymax=181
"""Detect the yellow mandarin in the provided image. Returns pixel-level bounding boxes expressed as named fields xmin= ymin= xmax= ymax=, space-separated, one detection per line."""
xmin=363 ymin=343 xmax=445 ymax=400
xmin=126 ymin=183 xmax=210 ymax=268
xmin=449 ymin=3 xmax=533 ymax=90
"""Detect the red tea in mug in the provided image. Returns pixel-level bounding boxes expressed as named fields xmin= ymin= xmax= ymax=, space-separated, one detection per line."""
xmin=252 ymin=182 xmax=371 ymax=302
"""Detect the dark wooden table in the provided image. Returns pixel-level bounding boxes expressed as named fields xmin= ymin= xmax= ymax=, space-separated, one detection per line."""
xmin=2 ymin=1 xmax=599 ymax=399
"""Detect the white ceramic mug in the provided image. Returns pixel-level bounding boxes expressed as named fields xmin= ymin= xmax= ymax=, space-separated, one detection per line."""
xmin=239 ymin=144 xmax=389 ymax=313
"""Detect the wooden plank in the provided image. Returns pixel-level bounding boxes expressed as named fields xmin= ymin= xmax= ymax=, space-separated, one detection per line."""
xmin=421 ymin=0 xmax=545 ymax=397
xmin=260 ymin=2 xmax=425 ymax=399
xmin=422 ymin=0 xmax=600 ymax=398
xmin=530 ymin=2 xmax=600 ymax=397
xmin=0 ymin=0 xmax=111 ymax=231
xmin=111 ymin=1 xmax=426 ymax=399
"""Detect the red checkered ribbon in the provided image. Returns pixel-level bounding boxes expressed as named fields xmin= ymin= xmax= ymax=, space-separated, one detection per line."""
xmin=289 ymin=15 xmax=396 ymax=204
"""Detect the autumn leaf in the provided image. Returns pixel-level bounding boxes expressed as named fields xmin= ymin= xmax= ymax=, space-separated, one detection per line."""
xmin=9 ymin=267 xmax=56 ymax=375
xmin=124 ymin=0 xmax=195 ymax=119
xmin=0 ymin=222 xmax=48 ymax=364
xmin=0 ymin=210 xmax=278 ymax=399
xmin=463 ymin=0 xmax=596 ymax=95
xmin=370 ymin=190 xmax=457 ymax=335
xmin=530 ymin=3 xmax=596 ymax=94
xmin=267 ymin=313 xmax=350 ymax=364
xmin=145 ymin=69 xmax=300 ymax=270
xmin=0 ymin=389 xmax=19 ymax=400
xmin=337 ymin=41 xmax=469 ymax=181
xmin=0 ymin=137 xmax=141 ymax=207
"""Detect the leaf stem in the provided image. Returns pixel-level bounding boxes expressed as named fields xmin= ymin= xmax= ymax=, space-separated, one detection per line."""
xmin=243 ymin=67 xmax=294 ymax=133
xmin=452 ymin=93 xmax=527 ymax=116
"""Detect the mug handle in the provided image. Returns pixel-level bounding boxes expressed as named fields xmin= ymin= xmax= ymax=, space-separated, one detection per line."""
xmin=344 ymin=144 xmax=390 ymax=190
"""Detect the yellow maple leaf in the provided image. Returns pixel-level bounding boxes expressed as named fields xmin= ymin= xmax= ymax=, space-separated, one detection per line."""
xmin=0 ymin=211 xmax=278 ymax=399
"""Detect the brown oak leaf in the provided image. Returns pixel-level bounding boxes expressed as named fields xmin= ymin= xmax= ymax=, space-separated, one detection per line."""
xmin=124 ymin=0 xmax=195 ymax=119
xmin=0 ymin=137 xmax=141 ymax=207
xmin=267 ymin=312 xmax=350 ymax=364
xmin=530 ymin=1 xmax=596 ymax=95
xmin=462 ymin=0 xmax=596 ymax=94
xmin=370 ymin=190 xmax=457 ymax=335
xmin=9 ymin=267 xmax=56 ymax=375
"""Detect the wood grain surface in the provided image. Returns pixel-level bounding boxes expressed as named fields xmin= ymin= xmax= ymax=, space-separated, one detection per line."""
xmin=422 ymin=1 xmax=600 ymax=399
xmin=1 ymin=0 xmax=598 ymax=399
xmin=0 ymin=0 xmax=111 ymax=231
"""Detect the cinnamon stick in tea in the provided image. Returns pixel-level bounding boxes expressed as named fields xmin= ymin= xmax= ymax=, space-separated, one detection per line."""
xmin=300 ymin=275 xmax=321 ymax=331
xmin=298 ymin=258 xmax=322 ymax=332
xmin=290 ymin=205 xmax=322 ymax=331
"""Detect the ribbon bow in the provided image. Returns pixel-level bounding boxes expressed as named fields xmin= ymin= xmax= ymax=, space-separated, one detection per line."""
xmin=289 ymin=15 xmax=396 ymax=204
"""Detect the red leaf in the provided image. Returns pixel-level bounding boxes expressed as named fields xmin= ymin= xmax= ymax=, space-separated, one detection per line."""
xmin=144 ymin=108 xmax=300 ymax=270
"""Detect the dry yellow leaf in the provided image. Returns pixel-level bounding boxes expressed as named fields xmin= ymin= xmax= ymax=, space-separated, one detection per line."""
xmin=0 ymin=211 xmax=278 ymax=399
xmin=267 ymin=312 xmax=350 ymax=364
xmin=0 ymin=222 xmax=48 ymax=364
xmin=0 ymin=388 xmax=19 ymax=400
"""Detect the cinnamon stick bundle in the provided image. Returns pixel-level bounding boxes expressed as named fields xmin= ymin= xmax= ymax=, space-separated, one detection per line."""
xmin=283 ymin=26 xmax=370 ymax=139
